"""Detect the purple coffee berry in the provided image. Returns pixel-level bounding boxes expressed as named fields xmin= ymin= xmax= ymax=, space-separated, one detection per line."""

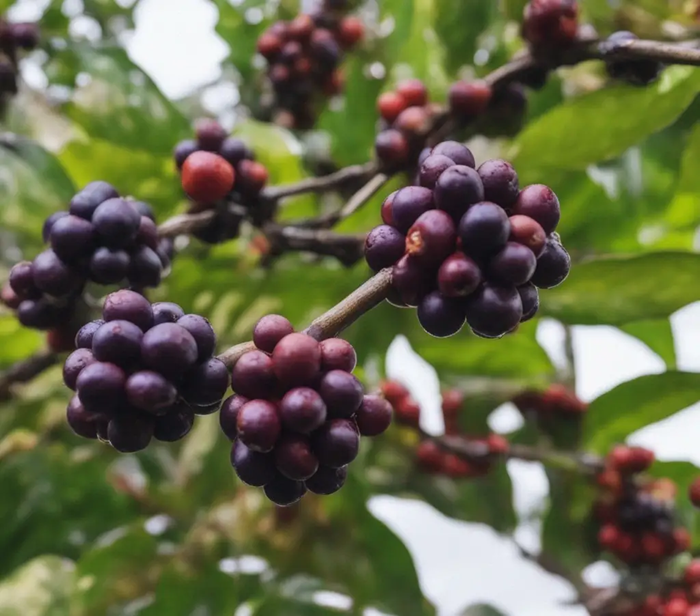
xmin=220 ymin=138 xmax=248 ymax=167
xmin=63 ymin=348 xmax=96 ymax=390
xmin=32 ymin=250 xmax=82 ymax=297
xmin=305 ymin=465 xmax=348 ymax=495
xmin=417 ymin=291 xmax=466 ymax=338
xmin=355 ymin=395 xmax=393 ymax=436
xmin=231 ymin=439 xmax=276 ymax=487
xmin=108 ymin=412 xmax=154 ymax=453
xmin=320 ymin=338 xmax=357 ymax=373
xmin=365 ymin=224 xmax=406 ymax=272
xmin=381 ymin=190 xmax=398 ymax=226
xmin=18 ymin=299 xmax=69 ymax=330
xmin=275 ymin=434 xmax=319 ymax=481
xmin=9 ymin=261 xmax=40 ymax=299
xmin=174 ymin=140 xmax=199 ymax=169
xmin=76 ymin=361 xmax=127 ymax=414
xmin=279 ymin=387 xmax=327 ymax=433
xmin=434 ymin=165 xmax=485 ymax=221
xmin=132 ymin=201 xmax=155 ymax=221
xmin=66 ymin=395 xmax=98 ymax=439
xmin=477 ymin=159 xmax=519 ymax=210
xmin=177 ymin=314 xmax=216 ymax=361
xmin=375 ymin=129 xmax=410 ymax=170
xmin=530 ymin=236 xmax=571 ymax=289
xmin=92 ymin=198 xmax=142 ymax=248
xmin=43 ymin=211 xmax=69 ymax=243
xmin=69 ymin=181 xmax=119 ymax=220
xmin=437 ymin=252 xmax=481 ymax=297
xmin=180 ymin=357 xmax=230 ymax=408
xmin=220 ymin=394 xmax=249 ymax=440
xmin=152 ymin=302 xmax=185 ymax=325
xmin=49 ymin=215 xmax=95 ymax=263
xmin=125 ymin=370 xmax=178 ymax=414
xmin=75 ymin=320 xmax=104 ymax=349
xmin=272 ymin=333 xmax=321 ymax=386
xmin=405 ymin=210 xmax=457 ymax=267
xmin=90 ymin=248 xmax=130 ymax=284
xmin=487 ymin=241 xmax=537 ymax=286
xmin=153 ymin=405 xmax=195 ymax=442
xmin=318 ymin=370 xmax=364 ymax=419
xmin=92 ymin=320 xmax=143 ymax=367
xmin=458 ymin=202 xmax=510 ymax=259
xmin=128 ymin=246 xmax=162 ymax=288
xmin=103 ymin=289 xmax=153 ymax=331
xmin=195 ymin=118 xmax=227 ymax=151
xmin=391 ymin=186 xmax=435 ymax=234
xmin=419 ymin=154 xmax=455 ymax=189
xmin=141 ymin=323 xmax=199 ymax=377
xmin=518 ymin=283 xmax=540 ymax=322
xmin=231 ymin=350 xmax=276 ymax=399
xmin=512 ymin=184 xmax=560 ymax=235
xmin=431 ymin=141 xmax=476 ymax=168
xmin=253 ymin=314 xmax=294 ymax=353
xmin=237 ymin=399 xmax=281 ymax=452
xmin=263 ymin=474 xmax=307 ymax=506
xmin=465 ymin=284 xmax=523 ymax=338
xmin=136 ymin=219 xmax=159 ymax=253
xmin=392 ymin=254 xmax=434 ymax=307
xmin=313 ymin=419 xmax=360 ymax=468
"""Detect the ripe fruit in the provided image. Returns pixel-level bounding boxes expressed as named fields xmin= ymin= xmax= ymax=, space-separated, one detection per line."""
xmin=313 ymin=418 xmax=360 ymax=467
xmin=437 ymin=252 xmax=481 ymax=297
xmin=417 ymin=291 xmax=466 ymax=338
xmin=274 ymin=434 xmax=319 ymax=480
xmin=253 ymin=314 xmax=294 ymax=353
xmin=405 ymin=210 xmax=457 ymax=266
xmin=509 ymin=215 xmax=546 ymax=256
xmin=419 ymin=154 xmax=455 ymax=189
xmin=272 ymin=333 xmax=322 ymax=385
xmin=355 ymin=395 xmax=393 ymax=436
xmin=448 ymin=80 xmax=492 ymax=119
xmin=430 ymin=141 xmax=476 ymax=168
xmin=391 ymin=186 xmax=435 ymax=234
xmin=465 ymin=284 xmax=523 ymax=338
xmin=377 ymin=91 xmax=407 ymax=123
xmin=181 ymin=151 xmax=235 ymax=204
xmin=237 ymin=399 xmax=281 ymax=452
xmin=305 ymin=465 xmax=347 ymax=495
xmin=513 ymin=184 xmax=560 ymax=235
xmin=522 ymin=0 xmax=579 ymax=50
xmin=487 ymin=242 xmax=537 ymax=286
xmin=195 ymin=118 xmax=227 ymax=151
xmin=375 ymin=129 xmax=410 ymax=169
xmin=458 ymin=202 xmax=510 ymax=259
xmin=478 ymin=160 xmax=520 ymax=211
xmin=364 ymin=225 xmax=406 ymax=272
xmin=530 ymin=236 xmax=571 ymax=289
xmin=689 ymin=477 xmax=700 ymax=508
xmin=319 ymin=338 xmax=357 ymax=373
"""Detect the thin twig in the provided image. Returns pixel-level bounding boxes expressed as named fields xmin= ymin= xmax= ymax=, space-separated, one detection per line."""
xmin=264 ymin=223 xmax=366 ymax=266
xmin=157 ymin=209 xmax=217 ymax=238
xmin=0 ymin=350 xmax=59 ymax=401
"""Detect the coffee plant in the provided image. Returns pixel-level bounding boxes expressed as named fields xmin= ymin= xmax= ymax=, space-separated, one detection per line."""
xmin=1 ymin=1 xmax=700 ymax=615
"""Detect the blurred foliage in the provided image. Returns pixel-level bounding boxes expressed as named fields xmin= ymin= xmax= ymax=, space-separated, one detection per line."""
xmin=1 ymin=0 xmax=700 ymax=614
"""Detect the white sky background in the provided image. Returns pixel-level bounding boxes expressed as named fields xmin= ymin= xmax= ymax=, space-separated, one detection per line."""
xmin=10 ymin=0 xmax=700 ymax=614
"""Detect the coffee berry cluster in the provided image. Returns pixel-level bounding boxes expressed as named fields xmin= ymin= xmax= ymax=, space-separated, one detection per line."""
xmin=513 ymin=383 xmax=588 ymax=419
xmin=220 ymin=314 xmax=392 ymax=506
xmin=173 ymin=119 xmax=271 ymax=244
xmin=63 ymin=290 xmax=229 ymax=452
xmin=621 ymin=573 xmax=700 ymax=616
xmin=594 ymin=445 xmax=689 ymax=567
xmin=257 ymin=1 xmax=363 ymax=129
xmin=0 ymin=18 xmax=39 ymax=100
xmin=365 ymin=140 xmax=570 ymax=338
xmin=521 ymin=0 xmax=579 ymax=55
xmin=3 ymin=182 xmax=171 ymax=331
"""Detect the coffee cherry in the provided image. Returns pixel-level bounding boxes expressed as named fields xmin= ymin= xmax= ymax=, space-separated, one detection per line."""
xmin=127 ymin=247 xmax=160 ymax=287
xmin=598 ymin=524 xmax=619 ymax=550
xmin=76 ymin=361 xmax=126 ymax=413
xmin=253 ymin=314 xmax=294 ymax=354
xmin=264 ymin=474 xmax=307 ymax=506
xmin=0 ymin=283 xmax=21 ymax=309
xmin=391 ymin=186 xmax=434 ymax=233
xmin=437 ymin=252 xmax=481 ymax=297
xmin=416 ymin=440 xmax=444 ymax=472
xmin=391 ymin=254 xmax=434 ymax=307
xmin=395 ymin=396 xmax=421 ymax=427
xmin=465 ymin=284 xmax=523 ymax=338
xmin=237 ymin=160 xmax=269 ymax=195
xmin=134 ymin=216 xmax=159 ymax=249
xmin=663 ymin=598 xmax=690 ymax=616
xmin=530 ymin=236 xmax=570 ymax=289
xmin=375 ymin=129 xmax=410 ymax=169
xmin=177 ymin=314 xmax=216 ymax=361
xmin=337 ymin=16 xmax=364 ymax=48
xmin=396 ymin=79 xmax=428 ymax=107
xmin=108 ymin=412 xmax=154 ymax=453
xmin=355 ymin=394 xmax=392 ymax=436
xmin=66 ymin=395 xmax=98 ymax=439
xmin=89 ymin=248 xmax=130 ymax=284
xmin=417 ymin=291 xmax=466 ymax=338
xmin=458 ymin=202 xmax=510 ymax=259
xmin=305 ymin=465 xmax=348 ymax=495
xmin=152 ymin=302 xmax=185 ymax=325
xmin=405 ymin=210 xmax=457 ymax=266
xmin=92 ymin=320 xmax=144 ymax=367
xmin=69 ymin=181 xmax=119 ymax=220
xmin=277 ymin=388 xmax=325 ymax=434
xmin=319 ymin=370 xmax=364 ymax=419
xmin=313 ymin=418 xmax=360 ymax=467
xmin=180 ymin=358 xmax=230 ymax=408
xmin=153 ymin=405 xmax=195 ymax=442
xmin=49 ymin=215 xmax=95 ymax=262
xmin=377 ymin=91 xmax=407 ymax=123
xmin=9 ymin=261 xmax=40 ymax=299
xmin=604 ymin=31 xmax=662 ymax=86
xmin=174 ymin=140 xmax=198 ymax=169
xmin=509 ymin=215 xmax=546 ymax=257
xmin=320 ymin=338 xmax=357 ymax=373
xmin=10 ymin=22 xmax=39 ymax=49
xmin=380 ymin=190 xmax=398 ymax=226
xmin=478 ymin=160 xmax=520 ymax=211
xmin=257 ymin=30 xmax=283 ymax=59
xmin=394 ymin=106 xmax=430 ymax=137
xmin=522 ymin=0 xmax=579 ymax=49
xmin=364 ymin=225 xmax=406 ymax=272
xmin=237 ymin=399 xmax=281 ymax=452
xmin=275 ymin=434 xmax=319 ymax=480
xmin=92 ymin=198 xmax=142 ymax=248
xmin=195 ymin=118 xmax=227 ymax=151
xmin=689 ymin=478 xmax=700 ymax=508
xmin=272 ymin=333 xmax=321 ymax=386
xmin=103 ymin=290 xmax=154 ymax=331
xmin=181 ymin=151 xmax=235 ymax=204
xmin=513 ymin=184 xmax=560 ymax=235
xmin=430 ymin=141 xmax=476 ymax=168
xmin=63 ymin=348 xmax=96 ymax=390
xmin=18 ymin=299 xmax=69 ymax=330
xmin=488 ymin=242 xmax=537 ymax=286
xmin=32 ymin=250 xmax=82 ymax=298
xmin=219 ymin=138 xmax=249 ymax=167
xmin=231 ymin=439 xmax=276 ymax=487
xmin=419 ymin=154 xmax=455 ymax=189
xmin=434 ymin=166 xmax=485 ymax=221
xmin=219 ymin=395 xmax=248 ymax=440
xmin=141 ymin=323 xmax=199 ymax=377
xmin=518 ymin=283 xmax=540 ymax=322
xmin=125 ymin=370 xmax=177 ymax=414
xmin=448 ymin=80 xmax=492 ymax=119
xmin=231 ymin=350 xmax=276 ymax=399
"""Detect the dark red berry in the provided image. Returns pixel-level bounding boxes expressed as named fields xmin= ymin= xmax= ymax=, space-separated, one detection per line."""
xmin=272 ymin=333 xmax=321 ymax=386
xmin=136 ymin=216 xmax=159 ymax=250
xmin=63 ymin=348 xmax=96 ymax=390
xmin=219 ymin=394 xmax=248 ymax=440
xmin=76 ymin=361 xmax=127 ymax=414
xmin=458 ymin=202 xmax=510 ymax=259
xmin=380 ymin=191 xmax=398 ymax=226
xmin=152 ymin=302 xmax=185 ymax=325
xmin=375 ymin=129 xmax=410 ymax=169
xmin=49 ymin=215 xmax=95 ymax=263
xmin=0 ymin=283 xmax=20 ymax=309
xmin=319 ymin=370 xmax=364 ymax=419
xmin=74 ymin=320 xmax=103 ymax=350
xmin=419 ymin=154 xmax=455 ymax=189
xmin=66 ymin=395 xmax=98 ymax=439
xmin=488 ymin=241 xmax=537 ymax=286
xmin=153 ymin=405 xmax=195 ymax=441
xmin=92 ymin=320 xmax=143 ymax=367
xmin=279 ymin=387 xmax=327 ymax=433
xmin=174 ymin=140 xmax=199 ymax=169
xmin=312 ymin=418 xmax=360 ymax=468
xmin=125 ymin=370 xmax=177 ymax=414
xmin=287 ymin=13 xmax=314 ymax=41
xmin=530 ymin=236 xmax=570 ymax=289
xmin=69 ymin=181 xmax=119 ymax=220
xmin=478 ymin=160 xmax=520 ymax=211
xmin=438 ymin=252 xmax=481 ymax=297
xmin=364 ymin=224 xmax=406 ymax=272
xmin=396 ymin=79 xmax=428 ymax=107
xmin=394 ymin=106 xmax=430 ymax=137
xmin=405 ymin=210 xmax=457 ymax=266
xmin=237 ymin=399 xmax=281 ymax=452
xmin=513 ymin=184 xmax=560 ymax=235
xmin=522 ymin=0 xmax=579 ymax=49
xmin=92 ymin=198 xmax=142 ymax=248
xmin=231 ymin=439 xmax=276 ymax=487
xmin=518 ymin=283 xmax=540 ymax=322
xmin=391 ymin=186 xmax=434 ymax=234
xmin=509 ymin=215 xmax=546 ymax=256
xmin=219 ymin=138 xmax=248 ymax=167
xmin=264 ymin=474 xmax=307 ymax=506
xmin=257 ymin=31 xmax=283 ymax=59
xmin=431 ymin=141 xmax=475 ymax=168
xmin=337 ymin=16 xmax=364 ymax=48
xmin=448 ymin=80 xmax=492 ymax=119
xmin=275 ymin=434 xmax=319 ymax=481
xmin=180 ymin=358 xmax=230 ymax=408
xmin=377 ymin=91 xmax=407 ymax=123
xmin=195 ymin=118 xmax=227 ymax=151
xmin=103 ymin=289 xmax=153 ymax=331
xmin=319 ymin=338 xmax=357 ymax=373
xmin=434 ymin=165 xmax=485 ymax=222
xmin=690 ymin=478 xmax=700 ymax=508
xmin=355 ymin=394 xmax=392 ymax=436
xmin=17 ymin=299 xmax=69 ymax=330
xmin=141 ymin=323 xmax=199 ymax=377
xmin=231 ymin=350 xmax=276 ymax=399
xmin=305 ymin=465 xmax=348 ymax=495
xmin=253 ymin=314 xmax=294 ymax=354
xmin=177 ymin=314 xmax=216 ymax=361
xmin=465 ymin=284 xmax=523 ymax=338
xmin=237 ymin=160 xmax=269 ymax=195
xmin=417 ymin=291 xmax=466 ymax=338
xmin=181 ymin=152 xmax=235 ymax=204
xmin=108 ymin=412 xmax=154 ymax=453
xmin=32 ymin=250 xmax=82 ymax=297
xmin=391 ymin=254 xmax=434 ymax=307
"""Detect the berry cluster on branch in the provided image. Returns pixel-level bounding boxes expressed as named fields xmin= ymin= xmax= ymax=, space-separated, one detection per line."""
xmin=0 ymin=18 xmax=38 ymax=103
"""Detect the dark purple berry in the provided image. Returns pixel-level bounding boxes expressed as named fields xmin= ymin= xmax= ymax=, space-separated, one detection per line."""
xmin=63 ymin=348 xmax=96 ymax=390
xmin=305 ymin=465 xmax=348 ymax=495
xmin=136 ymin=216 xmax=159 ymax=250
xmin=375 ymin=129 xmax=410 ymax=170
xmin=70 ymin=181 xmax=119 ymax=220
xmin=231 ymin=439 xmax=276 ymax=487
xmin=518 ymin=283 xmax=540 ymax=322
xmin=219 ymin=138 xmax=248 ymax=167
xmin=320 ymin=338 xmax=357 ymax=373
xmin=509 ymin=215 xmax=546 ymax=256
xmin=231 ymin=350 xmax=276 ymax=399
xmin=125 ymin=370 xmax=178 ymax=414
xmin=530 ymin=236 xmax=570 ymax=289
xmin=313 ymin=419 xmax=360 ymax=468
xmin=355 ymin=394 xmax=392 ymax=436
xmin=108 ymin=412 xmax=154 ymax=453
xmin=434 ymin=165 xmax=485 ymax=221
xmin=75 ymin=319 xmax=103 ymax=349
xmin=488 ymin=241 xmax=537 ymax=286
xmin=263 ymin=474 xmax=307 ymax=506
xmin=10 ymin=22 xmax=39 ymax=49
xmin=391 ymin=186 xmax=434 ymax=234
xmin=180 ymin=358 xmax=230 ymax=408
xmin=92 ymin=320 xmax=143 ymax=367
xmin=272 ymin=333 xmax=321 ymax=386
xmin=275 ymin=434 xmax=319 ymax=481
xmin=9 ymin=261 xmax=40 ymax=299
xmin=92 ymin=198 xmax=141 ymax=248
xmin=17 ymin=299 xmax=69 ymax=330
xmin=279 ymin=387 xmax=327 ymax=433
xmin=431 ymin=141 xmax=476 ymax=168
xmin=42 ymin=212 xmax=69 ymax=243
xmin=141 ymin=323 xmax=198 ymax=377
xmin=103 ymin=290 xmax=153 ymax=331
xmin=49 ymin=215 xmax=95 ymax=262
xmin=220 ymin=394 xmax=249 ymax=440
xmin=153 ymin=405 xmax=195 ymax=441
xmin=237 ymin=399 xmax=281 ymax=452
xmin=364 ymin=224 xmax=406 ymax=272
xmin=174 ymin=140 xmax=199 ymax=169
xmin=89 ymin=248 xmax=130 ymax=284
xmin=66 ymin=395 xmax=98 ymax=439
xmin=419 ymin=154 xmax=455 ymax=189
xmin=195 ymin=118 xmax=227 ymax=151
xmin=32 ymin=250 xmax=82 ymax=297
xmin=512 ymin=184 xmax=560 ymax=235
xmin=477 ymin=160 xmax=519 ymax=211
xmin=177 ymin=314 xmax=216 ymax=361
xmin=76 ymin=361 xmax=127 ymax=414
xmin=417 ymin=291 xmax=466 ymax=338
xmin=318 ymin=370 xmax=364 ymax=419
xmin=458 ymin=202 xmax=510 ymax=259
xmin=465 ymin=284 xmax=523 ymax=338
xmin=128 ymin=245 xmax=162 ymax=288
xmin=253 ymin=314 xmax=294 ymax=354
xmin=152 ymin=302 xmax=185 ymax=325
xmin=391 ymin=254 xmax=434 ymax=307
xmin=405 ymin=210 xmax=457 ymax=266
xmin=437 ymin=252 xmax=481 ymax=297
xmin=131 ymin=201 xmax=155 ymax=221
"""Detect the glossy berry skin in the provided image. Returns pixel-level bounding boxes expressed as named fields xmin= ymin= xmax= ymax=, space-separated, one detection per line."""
xmin=92 ymin=320 xmax=144 ymax=367
xmin=9 ymin=261 xmax=39 ymax=299
xmin=32 ymin=250 xmax=82 ymax=297
xmin=237 ymin=399 xmax=281 ymax=453
xmin=74 ymin=321 xmax=102 ymax=351
xmin=125 ymin=370 xmax=177 ymax=414
xmin=380 ymin=191 xmax=398 ymax=226
xmin=419 ymin=154 xmax=455 ymax=189
xmin=518 ymin=283 xmax=540 ymax=322
xmin=417 ymin=291 xmax=466 ymax=338
xmin=391 ymin=186 xmax=434 ymax=234
xmin=152 ymin=302 xmax=185 ymax=325
xmin=63 ymin=348 xmax=96 ymax=390
xmin=396 ymin=79 xmax=428 ymax=107
xmin=377 ymin=91 xmax=407 ymax=123
xmin=278 ymin=387 xmax=326 ymax=434
xmin=76 ymin=361 xmax=127 ymax=414
xmin=465 ymin=284 xmax=523 ymax=338
xmin=364 ymin=225 xmax=406 ymax=272
xmin=513 ymin=185 xmax=560 ymax=235
xmin=231 ymin=350 xmax=276 ymax=399
xmin=237 ymin=160 xmax=269 ymax=195
xmin=66 ymin=395 xmax=98 ymax=439
xmin=92 ymin=198 xmax=142 ymax=248
xmin=522 ymin=0 xmax=579 ymax=49
xmin=313 ymin=419 xmax=360 ymax=468
xmin=180 ymin=358 xmax=230 ymax=408
xmin=177 ymin=314 xmax=216 ymax=361
xmin=42 ymin=212 xmax=69 ymax=243
xmin=438 ymin=252 xmax=482 ymax=297
xmin=392 ymin=254 xmax=434 ymax=307
xmin=355 ymin=395 xmax=393 ymax=436
xmin=434 ymin=166 xmax=484 ymax=222
xmin=431 ymin=141 xmax=475 ymax=168
xmin=530 ymin=236 xmax=570 ymax=289
xmin=154 ymin=405 xmax=195 ymax=442
xmin=448 ymin=80 xmax=492 ymax=119
xmin=319 ymin=370 xmax=364 ymax=419
xmin=141 ymin=323 xmax=199 ymax=377
xmin=49 ymin=215 xmax=95 ymax=263
xmin=253 ymin=314 xmax=294 ymax=354
xmin=406 ymin=210 xmax=457 ymax=266
xmin=274 ymin=434 xmax=319 ymax=481
xmin=174 ymin=140 xmax=198 ymax=169
xmin=394 ymin=106 xmax=430 ymax=138
xmin=107 ymin=413 xmax=154 ymax=453
xmin=181 ymin=151 xmax=235 ymax=204
xmin=320 ymin=338 xmax=357 ymax=373
xmin=509 ymin=215 xmax=546 ymax=256
xmin=103 ymin=290 xmax=153 ymax=332
xmin=375 ymin=129 xmax=410 ymax=169
xmin=458 ymin=202 xmax=510 ymax=259
xmin=69 ymin=181 xmax=119 ymax=220
xmin=488 ymin=242 xmax=537 ymax=286
xmin=231 ymin=440 xmax=276 ymax=487
xmin=272 ymin=333 xmax=321 ymax=386
xmin=195 ymin=118 xmax=227 ymax=151
xmin=305 ymin=465 xmax=348 ymax=495
xmin=89 ymin=248 xmax=130 ymax=284
xmin=263 ymin=474 xmax=307 ymax=507
xmin=478 ymin=160 xmax=520 ymax=211
xmin=218 ymin=395 xmax=247 ymax=441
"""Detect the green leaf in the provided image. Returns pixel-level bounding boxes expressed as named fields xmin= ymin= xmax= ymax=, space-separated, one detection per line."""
xmin=666 ymin=123 xmax=700 ymax=231
xmin=511 ymin=66 xmax=700 ymax=174
xmin=0 ymin=316 xmax=43 ymax=368
xmin=0 ymin=555 xmax=74 ymax=616
xmin=583 ymin=372 xmax=700 ymax=453
xmin=620 ymin=319 xmax=676 ymax=368
xmin=435 ymin=1 xmax=495 ymax=75
xmin=542 ymin=252 xmax=700 ymax=325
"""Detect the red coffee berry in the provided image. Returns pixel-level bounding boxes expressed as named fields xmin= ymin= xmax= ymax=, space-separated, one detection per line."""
xmin=380 ymin=380 xmax=410 ymax=404
xmin=355 ymin=394 xmax=393 ymax=436
xmin=448 ymin=80 xmax=492 ymax=119
xmin=337 ymin=16 xmax=364 ymax=48
xmin=512 ymin=184 xmax=560 ymax=235
xmin=237 ymin=399 xmax=281 ymax=452
xmin=253 ymin=314 xmax=294 ymax=353
xmin=375 ymin=129 xmax=410 ymax=169
xmin=438 ymin=252 xmax=482 ymax=298
xmin=272 ymin=332 xmax=322 ymax=386
xmin=236 ymin=160 xmax=269 ymax=195
xmin=377 ymin=91 xmax=408 ymax=123
xmin=685 ymin=560 xmax=700 ymax=586
xmin=663 ymin=597 xmax=690 ymax=616
xmin=509 ymin=215 xmax=546 ymax=257
xmin=597 ymin=524 xmax=619 ymax=550
xmin=288 ymin=14 xmax=314 ymax=41
xmin=231 ymin=350 xmax=277 ymax=399
xmin=522 ymin=0 xmax=579 ymax=49
xmin=689 ymin=477 xmax=700 ymax=508
xmin=257 ymin=31 xmax=283 ymax=59
xmin=442 ymin=453 xmax=474 ymax=478
xmin=280 ymin=387 xmax=327 ymax=433
xmin=416 ymin=440 xmax=444 ymax=473
xmin=405 ymin=210 xmax=457 ymax=266
xmin=673 ymin=527 xmax=691 ymax=553
xmin=396 ymin=79 xmax=428 ymax=107
xmin=478 ymin=159 xmax=520 ymax=211
xmin=441 ymin=389 xmax=463 ymax=418
xmin=487 ymin=433 xmax=509 ymax=455
xmin=394 ymin=106 xmax=430 ymax=137
xmin=395 ymin=396 xmax=421 ymax=427
xmin=320 ymin=338 xmax=357 ymax=373
xmin=181 ymin=152 xmax=235 ymax=204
